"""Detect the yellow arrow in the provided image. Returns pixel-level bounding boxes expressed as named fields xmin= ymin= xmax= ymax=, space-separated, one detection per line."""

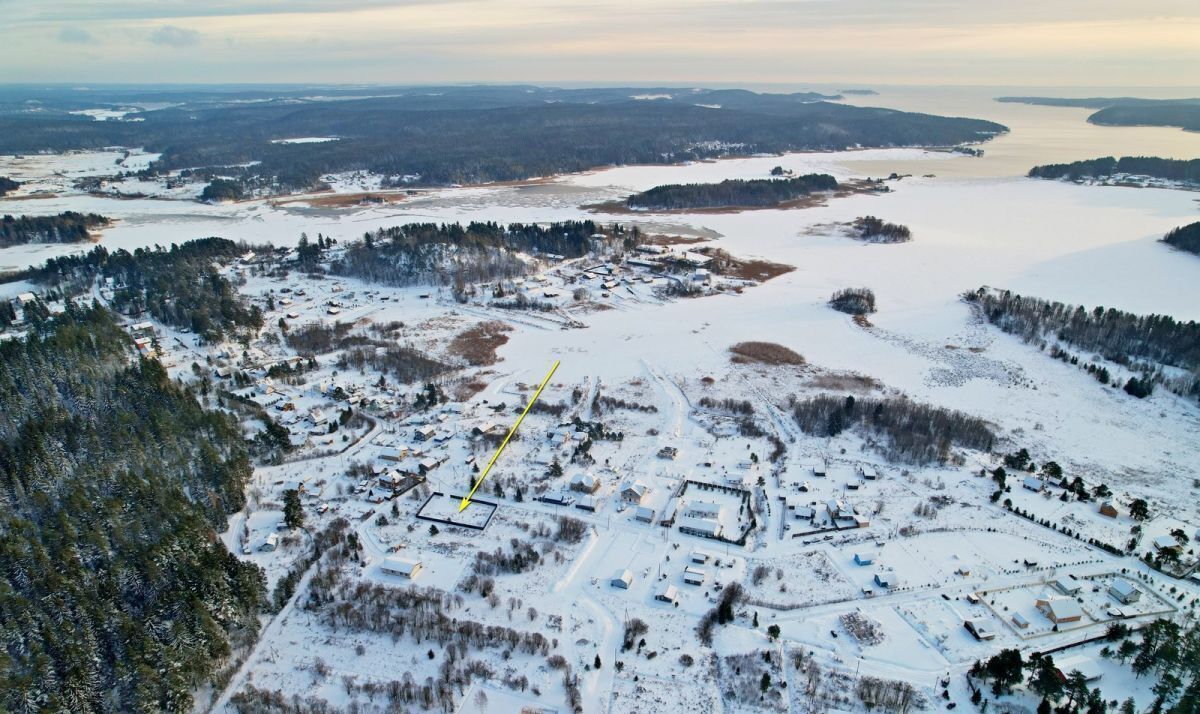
xmin=459 ymin=359 xmax=560 ymax=511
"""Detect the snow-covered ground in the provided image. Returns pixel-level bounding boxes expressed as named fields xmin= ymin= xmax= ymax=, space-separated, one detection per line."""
xmin=3 ymin=115 xmax=1200 ymax=713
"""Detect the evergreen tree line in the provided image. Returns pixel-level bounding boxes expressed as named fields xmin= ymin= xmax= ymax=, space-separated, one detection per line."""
xmin=625 ymin=174 xmax=838 ymax=210
xmin=26 ymin=238 xmax=264 ymax=341
xmin=0 ymin=211 xmax=109 ymax=247
xmin=829 ymin=287 xmax=878 ymax=315
xmin=965 ymin=287 xmax=1200 ymax=399
xmin=853 ymin=216 xmax=912 ymax=243
xmin=1163 ymin=222 xmax=1200 ymax=256
xmin=0 ymin=306 xmax=265 ymax=713
xmin=1028 ymin=156 xmax=1200 ymax=183
xmin=0 ymin=176 xmax=18 ymax=197
xmin=199 ymin=178 xmax=245 ymax=203
xmin=971 ymin=618 xmax=1200 ymax=714
xmin=791 ymin=394 xmax=995 ymax=464
xmin=330 ymin=221 xmax=635 ymax=287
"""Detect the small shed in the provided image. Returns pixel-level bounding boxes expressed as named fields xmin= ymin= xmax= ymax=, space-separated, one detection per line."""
xmin=611 ymin=569 xmax=633 ymax=589
xmin=655 ymin=585 xmax=679 ymax=605
xmin=683 ymin=566 xmax=708 ymax=586
xmin=853 ymin=552 xmax=876 ymax=566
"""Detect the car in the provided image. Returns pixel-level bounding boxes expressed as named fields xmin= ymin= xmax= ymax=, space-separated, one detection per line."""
xmin=941 ymin=594 xmax=950 ymax=601
xmin=830 ymin=630 xmax=838 ymax=638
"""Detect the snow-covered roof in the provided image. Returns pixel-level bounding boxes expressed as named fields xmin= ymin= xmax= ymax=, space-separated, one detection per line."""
xmin=382 ymin=556 xmax=421 ymax=577
xmin=1109 ymin=580 xmax=1138 ymax=597
xmin=1055 ymin=655 xmax=1103 ymax=682
xmin=677 ymin=516 xmax=722 ymax=538
xmin=1153 ymin=534 xmax=1181 ymax=550
xmin=1038 ymin=596 xmax=1083 ymax=621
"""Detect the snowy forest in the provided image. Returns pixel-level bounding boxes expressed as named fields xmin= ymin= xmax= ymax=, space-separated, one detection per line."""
xmin=0 ymin=211 xmax=109 ymax=247
xmin=625 ymin=174 xmax=838 ymax=210
xmin=0 ymin=306 xmax=265 ymax=713
xmin=1163 ymin=222 xmax=1200 ymax=256
xmin=851 ymin=216 xmax=912 ymax=243
xmin=331 ymin=221 xmax=635 ymax=287
xmin=791 ymin=394 xmax=995 ymax=464
xmin=965 ymin=287 xmax=1200 ymax=399
xmin=23 ymin=238 xmax=264 ymax=340
xmin=829 ymin=287 xmax=878 ymax=315
xmin=0 ymin=85 xmax=1006 ymax=192
xmin=1028 ymin=156 xmax=1200 ymax=183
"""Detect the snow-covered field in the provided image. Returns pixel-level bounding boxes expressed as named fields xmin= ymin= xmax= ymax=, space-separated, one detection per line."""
xmin=3 ymin=108 xmax=1200 ymax=713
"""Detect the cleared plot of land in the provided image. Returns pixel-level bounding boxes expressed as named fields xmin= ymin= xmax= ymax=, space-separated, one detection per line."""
xmin=416 ymin=492 xmax=497 ymax=529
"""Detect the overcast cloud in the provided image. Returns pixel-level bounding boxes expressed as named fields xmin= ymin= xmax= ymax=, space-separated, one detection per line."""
xmin=0 ymin=0 xmax=1196 ymax=85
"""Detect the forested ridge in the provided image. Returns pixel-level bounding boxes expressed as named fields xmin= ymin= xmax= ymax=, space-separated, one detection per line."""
xmin=332 ymin=220 xmax=636 ymax=287
xmin=0 ymin=85 xmax=1006 ymax=193
xmin=1028 ymin=156 xmax=1200 ymax=183
xmin=625 ymin=174 xmax=838 ymax=210
xmin=0 ymin=211 xmax=109 ymax=247
xmin=25 ymin=238 xmax=264 ymax=341
xmin=1163 ymin=222 xmax=1200 ymax=256
xmin=0 ymin=305 xmax=265 ymax=712
xmin=965 ymin=287 xmax=1200 ymax=399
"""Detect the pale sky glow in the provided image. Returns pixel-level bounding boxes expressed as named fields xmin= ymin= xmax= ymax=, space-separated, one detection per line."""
xmin=1 ymin=0 xmax=1197 ymax=86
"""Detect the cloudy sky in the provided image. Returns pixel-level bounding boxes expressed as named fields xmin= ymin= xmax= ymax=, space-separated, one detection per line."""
xmin=1 ymin=0 xmax=1197 ymax=86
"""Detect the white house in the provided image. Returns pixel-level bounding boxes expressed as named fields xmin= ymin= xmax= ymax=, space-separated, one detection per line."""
xmin=683 ymin=566 xmax=708 ymax=586
xmin=1022 ymin=476 xmax=1045 ymax=492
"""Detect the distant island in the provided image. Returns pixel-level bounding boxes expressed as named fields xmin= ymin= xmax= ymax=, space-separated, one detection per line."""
xmin=1027 ymin=156 xmax=1200 ymax=186
xmin=850 ymin=216 xmax=912 ymax=243
xmin=0 ymin=177 xmax=19 ymax=197
xmin=1163 ymin=222 xmax=1200 ymax=256
xmin=997 ymin=96 xmax=1200 ymax=132
xmin=0 ymin=211 xmax=110 ymax=248
xmin=625 ymin=174 xmax=838 ymax=211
